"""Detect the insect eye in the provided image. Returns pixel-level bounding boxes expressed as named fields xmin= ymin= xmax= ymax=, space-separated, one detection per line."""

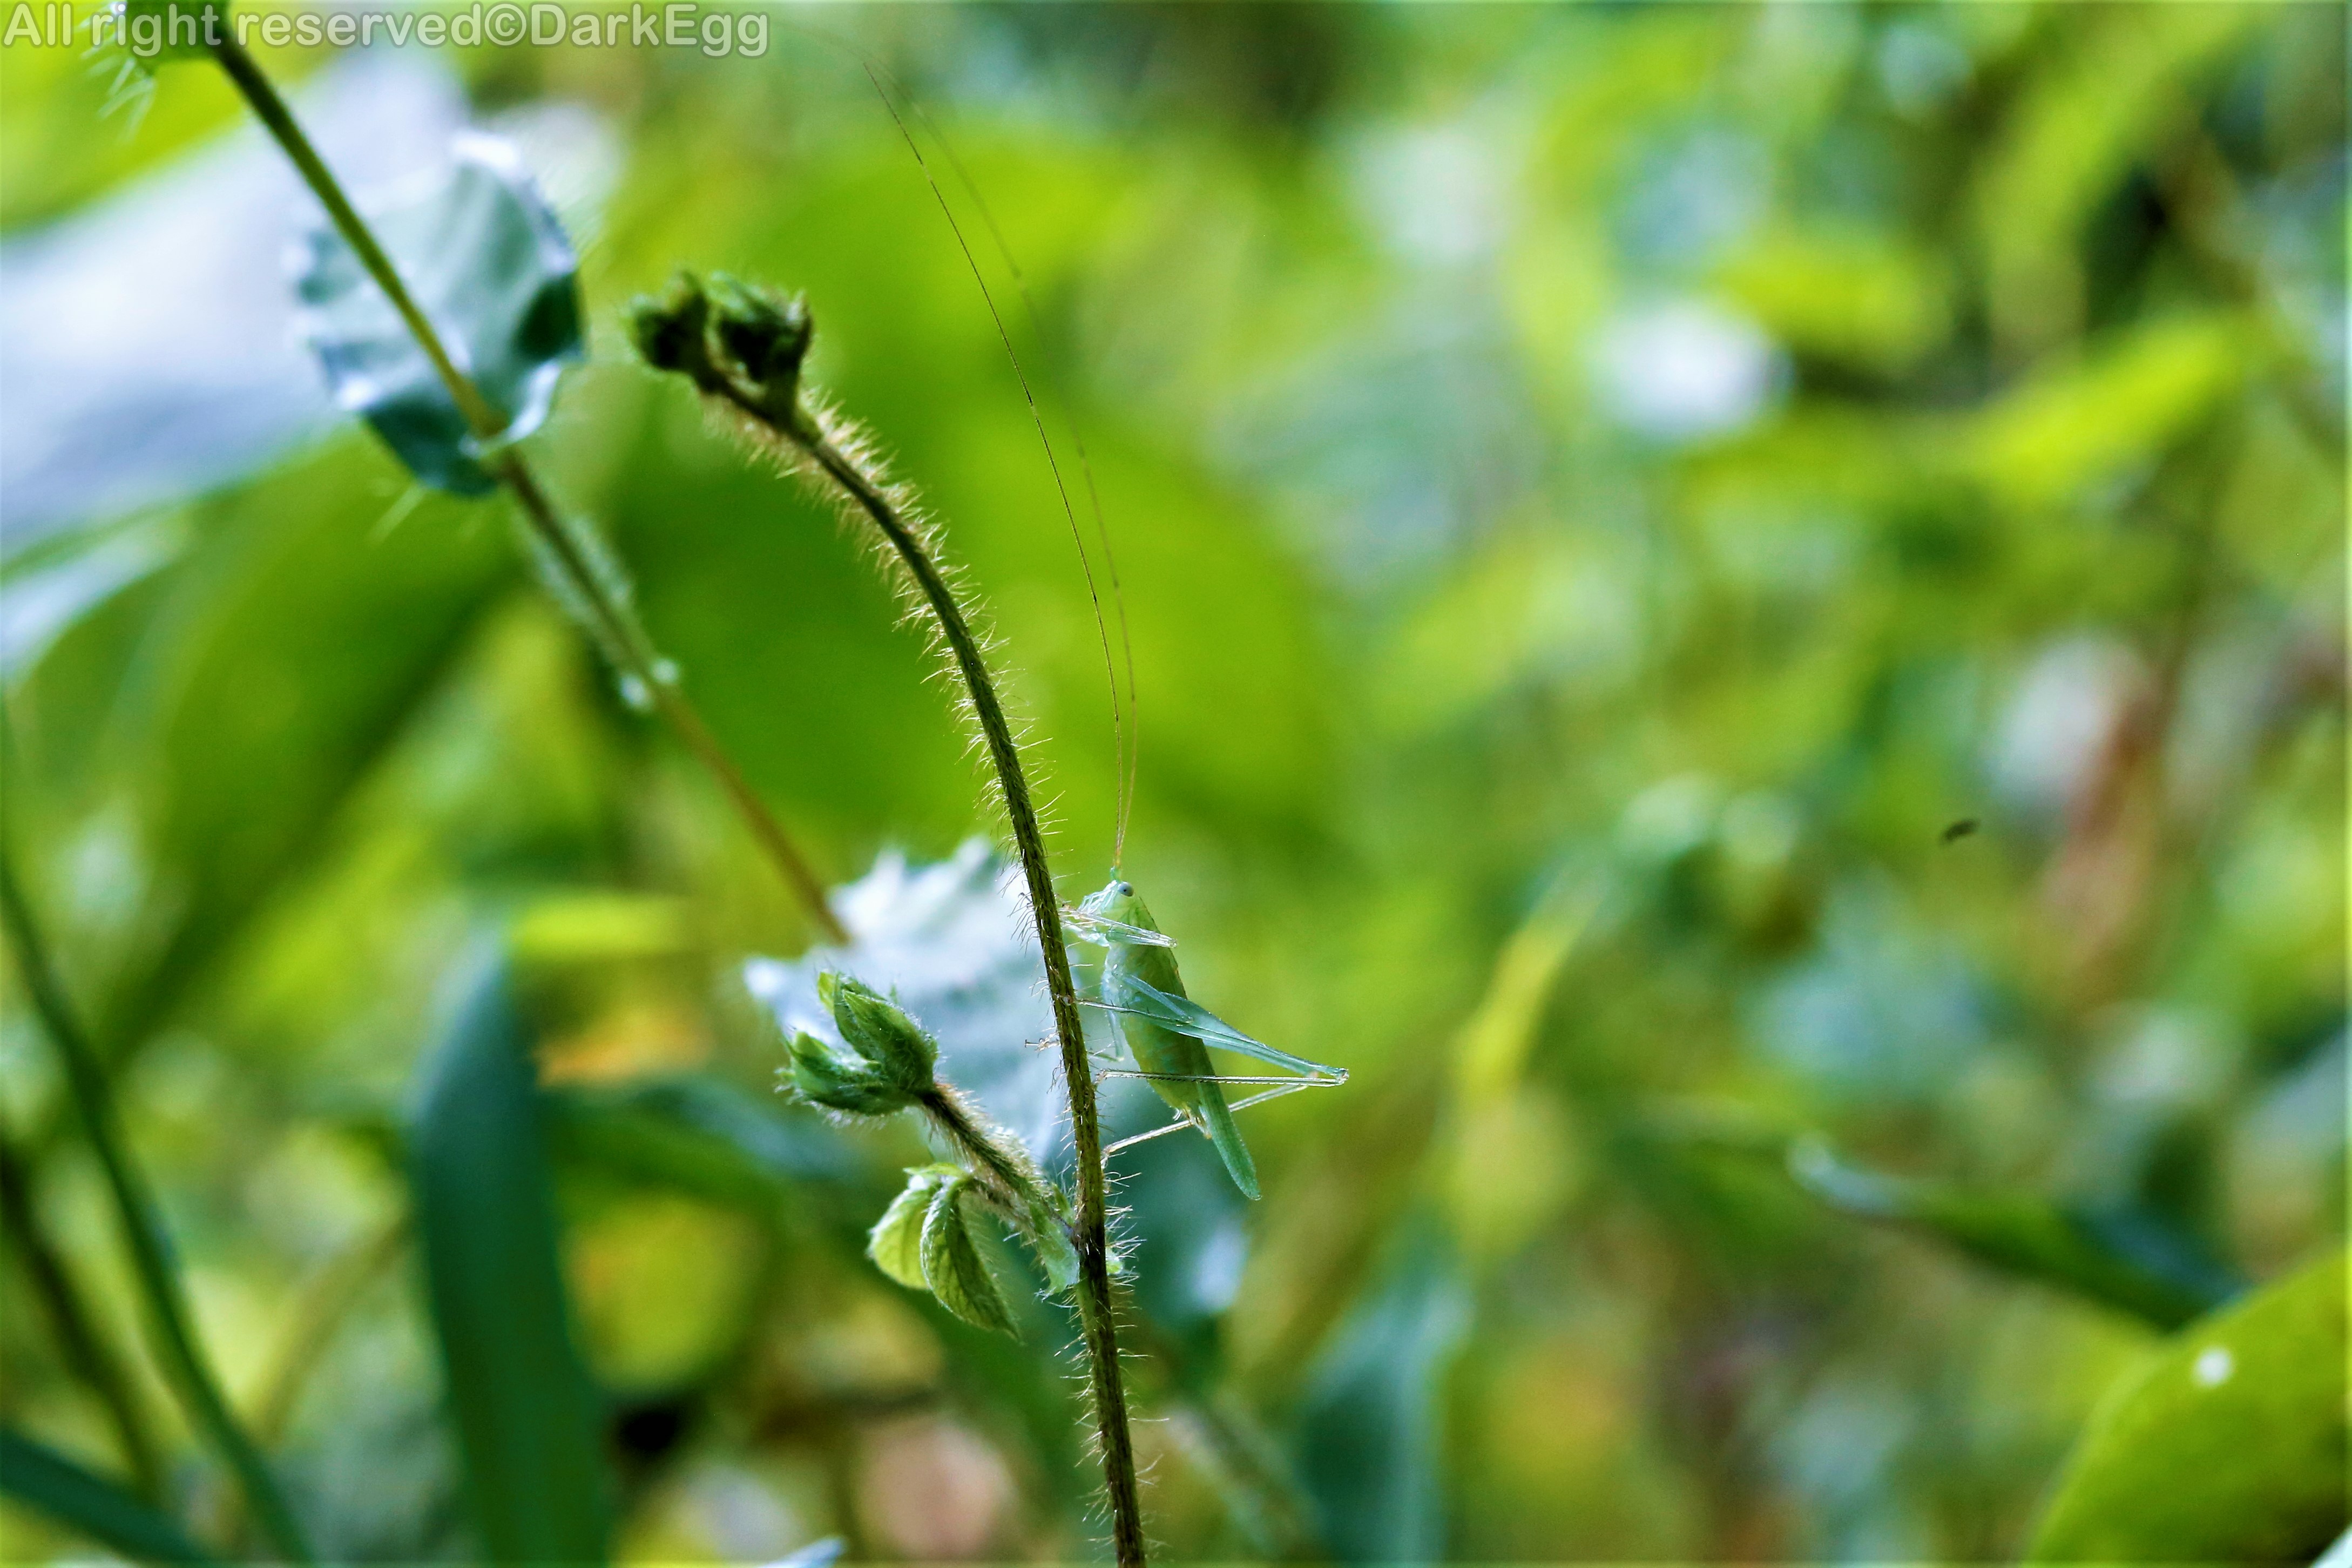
xmin=1117 ymin=882 xmax=1133 ymax=897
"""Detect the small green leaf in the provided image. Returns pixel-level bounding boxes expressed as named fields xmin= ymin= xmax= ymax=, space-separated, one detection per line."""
xmin=294 ymin=134 xmax=582 ymax=495
xmin=2024 ymin=1247 xmax=2347 ymax=1563
xmin=0 ymin=1427 xmax=215 ymax=1563
xmin=869 ymin=1165 xmax=959 ymax=1292
xmin=919 ymin=1175 xmax=1018 ymax=1337
xmin=408 ymin=957 xmax=609 ymax=1566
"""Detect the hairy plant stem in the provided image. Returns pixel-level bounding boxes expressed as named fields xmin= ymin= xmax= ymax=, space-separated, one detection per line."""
xmin=205 ymin=37 xmax=847 ymax=945
xmin=0 ymin=850 xmax=314 ymax=1562
xmin=767 ymin=407 xmax=1147 ymax=1563
xmin=916 ymin=1086 xmax=1041 ymax=1209
xmin=0 ymin=1125 xmax=164 ymax=1503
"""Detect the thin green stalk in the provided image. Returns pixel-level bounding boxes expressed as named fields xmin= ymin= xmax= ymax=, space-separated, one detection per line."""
xmin=0 ymin=1125 xmax=165 ymax=1503
xmin=803 ymin=429 xmax=1147 ymax=1564
xmin=641 ymin=303 xmax=1145 ymax=1556
xmin=204 ymin=37 xmax=847 ymax=946
xmin=0 ymin=851 xmax=314 ymax=1563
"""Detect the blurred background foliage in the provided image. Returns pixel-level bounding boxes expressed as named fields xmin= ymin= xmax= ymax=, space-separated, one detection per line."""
xmin=0 ymin=2 xmax=2344 ymax=1561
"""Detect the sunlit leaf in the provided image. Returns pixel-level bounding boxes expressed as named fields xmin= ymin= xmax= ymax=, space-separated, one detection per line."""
xmin=2024 ymin=1247 xmax=2347 ymax=1563
xmin=408 ymin=957 xmax=609 ymax=1566
xmin=84 ymin=444 xmax=510 ymax=1049
xmin=0 ymin=58 xmax=467 ymax=548
xmin=744 ymin=841 xmax=1065 ymax=1163
xmin=1966 ymin=314 xmax=2254 ymax=511
xmin=0 ymin=517 xmax=185 ymax=682
xmin=294 ymin=133 xmax=582 ymax=495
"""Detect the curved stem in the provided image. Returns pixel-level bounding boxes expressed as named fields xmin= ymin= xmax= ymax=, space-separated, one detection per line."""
xmin=792 ymin=428 xmax=1147 ymax=1563
xmin=0 ymin=851 xmax=314 ymax=1563
xmin=206 ymin=38 xmax=846 ymax=945
xmin=917 ymin=1087 xmax=1041 ymax=1208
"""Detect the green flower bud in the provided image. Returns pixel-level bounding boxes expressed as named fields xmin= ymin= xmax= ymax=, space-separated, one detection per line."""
xmin=783 ymin=1029 xmax=916 ymax=1117
xmin=624 ymin=273 xmax=725 ymax=392
xmin=704 ymin=273 xmax=812 ymax=420
xmin=820 ymin=973 xmax=938 ymax=1093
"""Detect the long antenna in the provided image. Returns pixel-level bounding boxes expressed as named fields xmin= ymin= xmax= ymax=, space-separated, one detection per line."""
xmin=862 ymin=66 xmax=1137 ymax=866
xmin=878 ymin=76 xmax=1144 ymax=868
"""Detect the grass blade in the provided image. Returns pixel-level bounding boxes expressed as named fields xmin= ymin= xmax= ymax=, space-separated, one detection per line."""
xmin=408 ymin=957 xmax=609 ymax=1566
xmin=0 ymin=844 xmax=314 ymax=1561
xmin=0 ymin=1428 xmax=215 ymax=1564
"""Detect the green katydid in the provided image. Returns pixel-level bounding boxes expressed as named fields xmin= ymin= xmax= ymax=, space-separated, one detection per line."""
xmin=1067 ymin=876 xmax=1347 ymax=1201
xmin=840 ymin=80 xmax=1348 ymax=1203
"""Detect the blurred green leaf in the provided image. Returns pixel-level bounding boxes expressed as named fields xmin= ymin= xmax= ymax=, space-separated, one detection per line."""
xmin=544 ymin=1073 xmax=854 ymax=1208
xmin=508 ymin=891 xmax=692 ymax=965
xmin=2024 ymin=1247 xmax=2347 ymax=1563
xmin=294 ymin=135 xmax=582 ymax=495
xmin=1294 ymin=1218 xmax=1471 ymax=1562
xmin=1967 ymin=314 xmax=2254 ymax=510
xmin=1976 ymin=5 xmax=2266 ymax=347
xmin=408 ymin=958 xmax=609 ymax=1566
xmin=1789 ymin=1139 xmax=2243 ymax=1329
xmin=93 ymin=446 xmax=511 ymax=1047
xmin=0 ymin=517 xmax=185 ymax=680
xmin=1717 ymin=226 xmax=1950 ymax=372
xmin=0 ymin=1427 xmax=215 ymax=1564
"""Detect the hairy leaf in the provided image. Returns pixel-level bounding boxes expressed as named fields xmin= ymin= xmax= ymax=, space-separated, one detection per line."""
xmin=919 ymin=1175 xmax=1018 ymax=1337
xmin=869 ymin=1165 xmax=959 ymax=1293
xmin=745 ymin=842 xmax=1065 ymax=1161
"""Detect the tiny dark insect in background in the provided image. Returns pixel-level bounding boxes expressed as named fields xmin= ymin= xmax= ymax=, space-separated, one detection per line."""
xmin=1941 ymin=818 xmax=1981 ymax=844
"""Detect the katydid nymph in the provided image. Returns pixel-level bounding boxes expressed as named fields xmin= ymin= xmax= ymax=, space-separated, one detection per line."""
xmin=1068 ymin=877 xmax=1347 ymax=1201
